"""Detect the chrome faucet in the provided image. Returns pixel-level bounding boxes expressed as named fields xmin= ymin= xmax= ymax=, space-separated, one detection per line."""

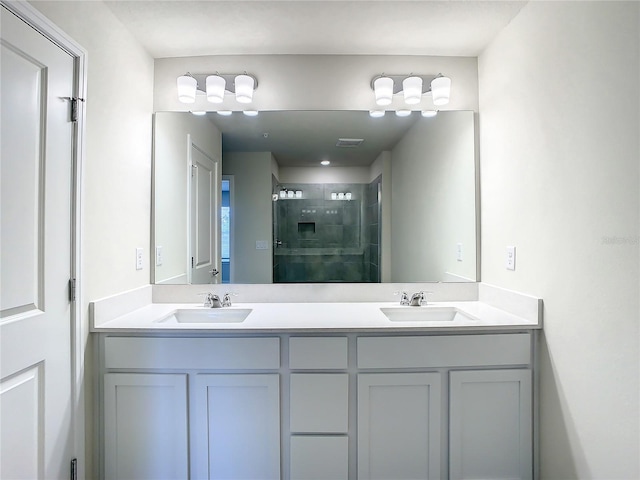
xmin=204 ymin=293 xmax=222 ymax=308
xmin=409 ymin=291 xmax=427 ymax=306
xmin=203 ymin=292 xmax=234 ymax=308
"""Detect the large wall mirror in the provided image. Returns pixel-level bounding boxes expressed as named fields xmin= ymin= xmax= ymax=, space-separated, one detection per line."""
xmin=153 ymin=110 xmax=477 ymax=285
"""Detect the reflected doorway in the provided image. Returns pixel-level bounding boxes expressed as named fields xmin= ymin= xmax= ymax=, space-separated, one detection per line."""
xmin=221 ymin=177 xmax=233 ymax=283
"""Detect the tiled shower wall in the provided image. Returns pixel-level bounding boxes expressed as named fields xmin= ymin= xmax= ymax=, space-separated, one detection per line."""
xmin=273 ymin=182 xmax=381 ymax=283
xmin=365 ymin=175 xmax=382 ymax=283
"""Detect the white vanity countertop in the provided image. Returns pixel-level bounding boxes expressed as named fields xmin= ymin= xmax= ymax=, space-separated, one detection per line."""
xmin=90 ymin=300 xmax=542 ymax=333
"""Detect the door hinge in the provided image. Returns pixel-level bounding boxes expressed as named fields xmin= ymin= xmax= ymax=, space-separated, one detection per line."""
xmin=62 ymin=97 xmax=85 ymax=123
xmin=70 ymin=458 xmax=77 ymax=480
xmin=68 ymin=278 xmax=77 ymax=302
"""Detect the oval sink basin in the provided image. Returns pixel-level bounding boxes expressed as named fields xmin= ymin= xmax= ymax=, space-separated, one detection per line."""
xmin=380 ymin=307 xmax=474 ymax=322
xmin=158 ymin=308 xmax=253 ymax=324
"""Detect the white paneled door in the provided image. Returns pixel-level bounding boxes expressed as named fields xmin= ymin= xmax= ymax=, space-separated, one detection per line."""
xmin=189 ymin=136 xmax=221 ymax=284
xmin=1 ymin=6 xmax=76 ymax=479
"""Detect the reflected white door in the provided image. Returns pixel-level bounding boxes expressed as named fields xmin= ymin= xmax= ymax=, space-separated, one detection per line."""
xmin=1 ymin=6 xmax=75 ymax=479
xmin=189 ymin=137 xmax=221 ymax=284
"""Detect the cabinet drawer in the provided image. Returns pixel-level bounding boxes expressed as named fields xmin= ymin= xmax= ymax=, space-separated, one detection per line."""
xmin=290 ymin=373 xmax=349 ymax=433
xmin=289 ymin=337 xmax=348 ymax=369
xmin=104 ymin=336 xmax=280 ymax=370
xmin=291 ymin=436 xmax=349 ymax=480
xmin=357 ymin=333 xmax=531 ymax=369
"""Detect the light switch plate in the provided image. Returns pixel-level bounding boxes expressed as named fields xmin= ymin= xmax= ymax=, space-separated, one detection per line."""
xmin=456 ymin=243 xmax=463 ymax=262
xmin=256 ymin=240 xmax=269 ymax=250
xmin=136 ymin=247 xmax=144 ymax=270
xmin=506 ymin=246 xmax=516 ymax=270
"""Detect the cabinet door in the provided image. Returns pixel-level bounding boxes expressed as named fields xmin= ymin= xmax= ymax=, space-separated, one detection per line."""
xmin=358 ymin=373 xmax=441 ymax=480
xmin=104 ymin=373 xmax=189 ymax=480
xmin=449 ymin=369 xmax=532 ymax=480
xmin=192 ymin=374 xmax=280 ymax=480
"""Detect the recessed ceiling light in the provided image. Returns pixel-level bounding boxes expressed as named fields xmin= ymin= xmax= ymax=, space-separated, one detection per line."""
xmin=320 ymin=160 xmax=330 ymax=166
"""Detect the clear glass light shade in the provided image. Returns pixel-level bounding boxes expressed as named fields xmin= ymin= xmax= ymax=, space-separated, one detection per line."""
xmin=369 ymin=110 xmax=385 ymax=118
xmin=206 ymin=75 xmax=226 ymax=103
xmin=177 ymin=75 xmax=197 ymax=103
xmin=235 ymin=75 xmax=255 ymax=104
xmin=402 ymin=76 xmax=423 ymax=104
xmin=374 ymin=77 xmax=394 ymax=106
xmin=431 ymin=76 xmax=451 ymax=106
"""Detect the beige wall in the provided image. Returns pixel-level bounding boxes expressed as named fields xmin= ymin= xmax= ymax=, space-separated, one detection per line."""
xmin=222 ymin=152 xmax=274 ymax=283
xmin=391 ymin=111 xmax=477 ymax=282
xmin=153 ymin=113 xmax=222 ymax=284
xmin=479 ymin=2 xmax=639 ymax=477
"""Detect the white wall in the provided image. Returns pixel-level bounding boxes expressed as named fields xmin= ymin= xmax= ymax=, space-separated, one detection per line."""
xmin=222 ymin=152 xmax=274 ymax=283
xmin=153 ymin=113 xmax=222 ymax=284
xmin=479 ymin=2 xmax=639 ymax=478
xmin=29 ymin=2 xmax=155 ymax=478
xmin=154 ymin=54 xmax=478 ymax=113
xmin=391 ymin=111 xmax=477 ymax=282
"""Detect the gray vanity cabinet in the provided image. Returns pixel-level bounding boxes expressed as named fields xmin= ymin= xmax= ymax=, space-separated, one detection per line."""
xmin=449 ymin=369 xmax=532 ymax=480
xmin=192 ymin=374 xmax=281 ymax=480
xmin=357 ymin=373 xmax=442 ymax=479
xmin=98 ymin=331 xmax=535 ymax=480
xmin=103 ymin=373 xmax=189 ymax=480
xmin=357 ymin=334 xmax=534 ymax=480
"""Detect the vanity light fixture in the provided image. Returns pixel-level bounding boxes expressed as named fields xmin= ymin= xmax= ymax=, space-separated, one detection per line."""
xmin=176 ymin=72 xmax=259 ymax=104
xmin=243 ymin=110 xmax=259 ymax=117
xmin=431 ymin=75 xmax=451 ymax=106
xmin=395 ymin=109 xmax=412 ymax=117
xmin=177 ymin=74 xmax=198 ymax=103
xmin=191 ymin=111 xmax=207 ymax=116
xmin=369 ymin=109 xmax=385 ymax=118
xmin=216 ymin=110 xmax=233 ymax=116
xmin=371 ymin=73 xmax=451 ymax=106
xmin=402 ymin=76 xmax=423 ymax=105
xmin=421 ymin=110 xmax=438 ymax=118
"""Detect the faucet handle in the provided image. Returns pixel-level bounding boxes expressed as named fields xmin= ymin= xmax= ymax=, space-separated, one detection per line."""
xmin=394 ymin=291 xmax=410 ymax=306
xmin=221 ymin=292 xmax=238 ymax=307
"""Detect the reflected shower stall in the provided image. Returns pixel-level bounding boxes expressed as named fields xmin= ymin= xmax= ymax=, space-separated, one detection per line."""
xmin=273 ymin=177 xmax=381 ymax=283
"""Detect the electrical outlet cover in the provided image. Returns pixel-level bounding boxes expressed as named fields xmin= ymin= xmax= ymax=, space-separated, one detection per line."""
xmin=506 ymin=246 xmax=516 ymax=270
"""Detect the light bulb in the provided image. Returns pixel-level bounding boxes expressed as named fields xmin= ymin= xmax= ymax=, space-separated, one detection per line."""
xmin=235 ymin=74 xmax=255 ymax=104
xmin=206 ymin=75 xmax=226 ymax=103
xmin=431 ymin=76 xmax=451 ymax=106
xmin=374 ymin=77 xmax=394 ymax=106
xmin=177 ymin=75 xmax=197 ymax=103
xmin=403 ymin=76 xmax=423 ymax=105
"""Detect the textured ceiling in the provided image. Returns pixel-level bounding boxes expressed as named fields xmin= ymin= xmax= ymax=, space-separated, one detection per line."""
xmin=105 ymin=0 xmax=527 ymax=58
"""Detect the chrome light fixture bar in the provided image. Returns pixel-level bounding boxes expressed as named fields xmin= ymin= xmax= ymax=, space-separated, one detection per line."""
xmin=176 ymin=72 xmax=259 ymax=104
xmin=371 ymin=73 xmax=451 ymax=106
